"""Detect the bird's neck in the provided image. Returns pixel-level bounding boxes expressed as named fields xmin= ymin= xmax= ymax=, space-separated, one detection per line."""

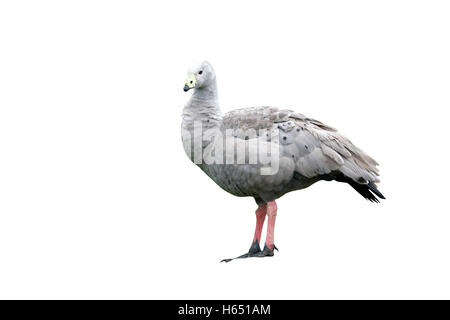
xmin=182 ymin=81 xmax=222 ymax=131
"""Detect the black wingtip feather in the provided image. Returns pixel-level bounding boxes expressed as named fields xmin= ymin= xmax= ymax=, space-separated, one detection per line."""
xmin=348 ymin=181 xmax=385 ymax=203
xmin=367 ymin=182 xmax=386 ymax=200
xmin=320 ymin=172 xmax=386 ymax=203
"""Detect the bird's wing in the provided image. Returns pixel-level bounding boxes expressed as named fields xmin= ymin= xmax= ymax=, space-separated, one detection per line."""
xmin=221 ymin=106 xmax=380 ymax=184
xmin=286 ymin=112 xmax=380 ymax=183
xmin=221 ymin=106 xmax=289 ymax=137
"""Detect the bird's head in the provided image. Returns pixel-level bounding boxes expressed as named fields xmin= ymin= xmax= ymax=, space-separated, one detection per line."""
xmin=183 ymin=61 xmax=216 ymax=92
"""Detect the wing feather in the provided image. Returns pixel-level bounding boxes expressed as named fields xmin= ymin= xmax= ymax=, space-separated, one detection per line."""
xmin=220 ymin=106 xmax=381 ymax=185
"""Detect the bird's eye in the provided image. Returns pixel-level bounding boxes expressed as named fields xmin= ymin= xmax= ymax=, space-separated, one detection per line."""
xmin=198 ymin=70 xmax=203 ymax=75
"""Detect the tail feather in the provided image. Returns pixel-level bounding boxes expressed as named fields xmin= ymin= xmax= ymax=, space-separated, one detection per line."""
xmin=330 ymin=172 xmax=385 ymax=203
xmin=347 ymin=181 xmax=385 ymax=203
xmin=367 ymin=182 xmax=385 ymax=200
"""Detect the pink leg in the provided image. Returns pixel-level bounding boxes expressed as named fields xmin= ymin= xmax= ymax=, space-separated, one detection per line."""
xmin=264 ymin=201 xmax=277 ymax=250
xmin=252 ymin=204 xmax=267 ymax=244
xmin=221 ymin=201 xmax=277 ymax=262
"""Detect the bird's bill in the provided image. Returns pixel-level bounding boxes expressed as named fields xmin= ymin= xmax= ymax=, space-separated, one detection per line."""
xmin=183 ymin=74 xmax=197 ymax=92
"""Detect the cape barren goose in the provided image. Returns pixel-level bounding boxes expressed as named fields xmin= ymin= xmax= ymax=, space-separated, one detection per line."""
xmin=181 ymin=61 xmax=385 ymax=262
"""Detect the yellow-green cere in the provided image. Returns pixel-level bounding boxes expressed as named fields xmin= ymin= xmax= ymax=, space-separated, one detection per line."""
xmin=185 ymin=74 xmax=197 ymax=88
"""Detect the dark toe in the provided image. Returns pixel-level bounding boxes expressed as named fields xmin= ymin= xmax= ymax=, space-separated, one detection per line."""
xmin=251 ymin=244 xmax=275 ymax=257
xmin=221 ymin=241 xmax=262 ymax=262
xmin=220 ymin=252 xmax=250 ymax=263
xmin=248 ymin=240 xmax=262 ymax=254
xmin=221 ymin=242 xmax=277 ymax=262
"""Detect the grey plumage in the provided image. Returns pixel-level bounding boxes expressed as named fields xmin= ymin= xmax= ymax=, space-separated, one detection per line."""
xmin=181 ymin=61 xmax=384 ymax=205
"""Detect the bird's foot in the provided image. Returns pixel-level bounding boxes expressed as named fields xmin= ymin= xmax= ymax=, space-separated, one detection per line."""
xmin=220 ymin=241 xmax=261 ymax=263
xmin=251 ymin=244 xmax=278 ymax=257
xmin=220 ymin=242 xmax=278 ymax=263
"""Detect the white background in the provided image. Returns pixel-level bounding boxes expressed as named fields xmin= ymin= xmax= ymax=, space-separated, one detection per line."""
xmin=0 ymin=0 xmax=449 ymax=299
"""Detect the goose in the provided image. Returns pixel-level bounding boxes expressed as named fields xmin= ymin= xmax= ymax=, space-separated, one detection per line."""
xmin=181 ymin=61 xmax=385 ymax=262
